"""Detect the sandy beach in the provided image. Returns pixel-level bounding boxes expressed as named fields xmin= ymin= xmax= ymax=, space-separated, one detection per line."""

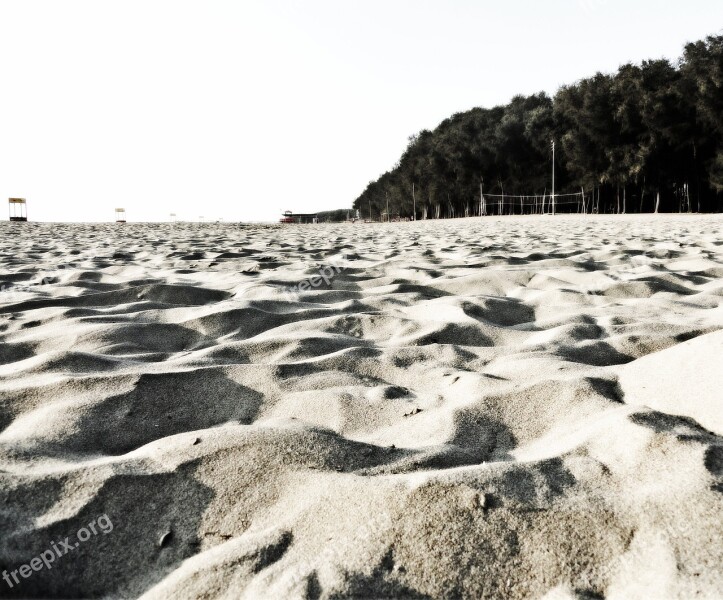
xmin=0 ymin=213 xmax=721 ymax=599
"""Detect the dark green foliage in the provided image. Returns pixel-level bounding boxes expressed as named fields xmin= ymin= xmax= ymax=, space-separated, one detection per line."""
xmin=316 ymin=209 xmax=353 ymax=222
xmin=353 ymin=34 xmax=723 ymax=217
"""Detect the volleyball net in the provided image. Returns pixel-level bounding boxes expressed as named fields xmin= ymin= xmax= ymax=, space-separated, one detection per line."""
xmin=477 ymin=191 xmax=595 ymax=216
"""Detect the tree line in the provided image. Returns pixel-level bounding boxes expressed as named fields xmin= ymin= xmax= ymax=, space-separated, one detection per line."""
xmin=353 ymin=34 xmax=723 ymax=219
xmin=315 ymin=209 xmax=352 ymax=223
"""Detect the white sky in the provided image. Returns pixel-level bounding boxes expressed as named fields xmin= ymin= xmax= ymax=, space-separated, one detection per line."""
xmin=1 ymin=0 xmax=721 ymax=223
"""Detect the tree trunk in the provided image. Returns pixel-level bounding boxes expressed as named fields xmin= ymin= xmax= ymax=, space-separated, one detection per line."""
xmin=639 ymin=183 xmax=645 ymax=213
xmin=616 ymin=184 xmax=620 ymax=214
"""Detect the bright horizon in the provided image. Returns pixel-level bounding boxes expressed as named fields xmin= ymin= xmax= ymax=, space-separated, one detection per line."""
xmin=1 ymin=0 xmax=722 ymax=223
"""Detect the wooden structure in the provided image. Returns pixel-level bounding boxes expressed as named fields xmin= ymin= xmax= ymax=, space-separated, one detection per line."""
xmin=280 ymin=210 xmax=318 ymax=224
xmin=115 ymin=208 xmax=126 ymax=223
xmin=8 ymin=198 xmax=27 ymax=221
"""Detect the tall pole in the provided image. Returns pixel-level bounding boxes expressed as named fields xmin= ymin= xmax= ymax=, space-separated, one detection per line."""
xmin=412 ymin=182 xmax=416 ymax=221
xmin=480 ymin=179 xmax=485 ymax=216
xmin=386 ymin=193 xmax=389 ymax=222
xmin=551 ymin=139 xmax=556 ymax=215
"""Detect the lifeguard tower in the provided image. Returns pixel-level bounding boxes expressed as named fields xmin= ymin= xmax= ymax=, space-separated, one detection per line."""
xmin=115 ymin=208 xmax=126 ymax=223
xmin=169 ymin=212 xmax=177 ymax=222
xmin=8 ymin=198 xmax=27 ymax=222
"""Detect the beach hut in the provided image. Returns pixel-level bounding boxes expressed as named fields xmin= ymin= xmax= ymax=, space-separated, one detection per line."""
xmin=279 ymin=210 xmax=318 ymax=224
xmin=115 ymin=208 xmax=126 ymax=223
xmin=8 ymin=198 xmax=27 ymax=221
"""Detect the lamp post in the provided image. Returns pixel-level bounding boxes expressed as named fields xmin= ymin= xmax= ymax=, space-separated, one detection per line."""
xmin=551 ymin=139 xmax=556 ymax=215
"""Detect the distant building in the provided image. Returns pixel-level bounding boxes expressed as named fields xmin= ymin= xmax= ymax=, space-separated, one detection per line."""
xmin=280 ymin=210 xmax=318 ymax=224
xmin=8 ymin=198 xmax=27 ymax=222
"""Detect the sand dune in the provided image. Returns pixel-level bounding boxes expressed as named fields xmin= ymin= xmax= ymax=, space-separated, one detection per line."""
xmin=616 ymin=329 xmax=723 ymax=435
xmin=0 ymin=214 xmax=721 ymax=599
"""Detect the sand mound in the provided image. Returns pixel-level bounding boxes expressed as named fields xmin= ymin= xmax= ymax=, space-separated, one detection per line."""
xmin=616 ymin=329 xmax=723 ymax=435
xmin=0 ymin=214 xmax=721 ymax=599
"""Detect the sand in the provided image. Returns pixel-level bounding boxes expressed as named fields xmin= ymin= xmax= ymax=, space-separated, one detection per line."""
xmin=0 ymin=213 xmax=721 ymax=599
